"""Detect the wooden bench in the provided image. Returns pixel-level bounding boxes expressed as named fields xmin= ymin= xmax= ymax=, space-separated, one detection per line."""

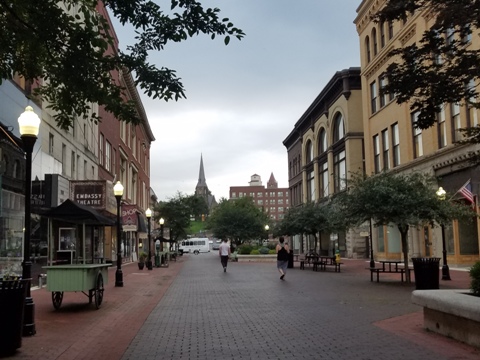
xmin=369 ymin=267 xmax=411 ymax=283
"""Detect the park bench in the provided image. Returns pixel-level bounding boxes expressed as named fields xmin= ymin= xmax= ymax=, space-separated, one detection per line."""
xmin=369 ymin=260 xmax=412 ymax=283
xmin=313 ymin=257 xmax=343 ymax=272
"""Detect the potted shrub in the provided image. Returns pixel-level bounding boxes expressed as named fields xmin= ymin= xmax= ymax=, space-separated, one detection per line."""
xmin=469 ymin=260 xmax=480 ymax=296
xmin=138 ymin=251 xmax=147 ymax=270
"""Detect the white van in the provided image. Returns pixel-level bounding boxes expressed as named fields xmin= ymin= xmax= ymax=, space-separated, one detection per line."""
xmin=179 ymin=238 xmax=210 ymax=254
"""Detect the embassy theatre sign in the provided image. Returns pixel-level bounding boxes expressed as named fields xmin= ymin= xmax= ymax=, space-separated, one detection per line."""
xmin=70 ymin=181 xmax=107 ymax=209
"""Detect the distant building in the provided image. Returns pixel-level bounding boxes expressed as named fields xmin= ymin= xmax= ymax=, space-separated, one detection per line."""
xmin=229 ymin=173 xmax=289 ymax=220
xmin=194 ymin=154 xmax=217 ymax=212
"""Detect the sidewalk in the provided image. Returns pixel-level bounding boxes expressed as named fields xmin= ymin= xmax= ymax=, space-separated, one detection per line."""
xmin=3 ymin=256 xmax=479 ymax=360
xmin=3 ymin=258 xmax=185 ymax=360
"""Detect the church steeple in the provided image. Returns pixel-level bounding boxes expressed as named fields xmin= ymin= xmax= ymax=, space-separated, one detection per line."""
xmin=196 ymin=153 xmax=207 ymax=188
xmin=267 ymin=172 xmax=278 ymax=188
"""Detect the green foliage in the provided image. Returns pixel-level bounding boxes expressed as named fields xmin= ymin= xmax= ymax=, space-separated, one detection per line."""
xmin=205 ymin=197 xmax=269 ymax=248
xmin=268 ymin=249 xmax=276 ymax=255
xmin=138 ymin=251 xmax=148 ymax=262
xmin=188 ymin=220 xmax=206 ymax=236
xmin=0 ymin=0 xmax=245 ymax=129
xmin=258 ymin=247 xmax=269 ymax=255
xmin=238 ymin=244 xmax=253 ymax=255
xmin=250 ymin=249 xmax=260 ymax=255
xmin=265 ymin=243 xmax=276 ymax=250
xmin=155 ymin=192 xmax=203 ymax=241
xmin=469 ymin=261 xmax=480 ymax=296
xmin=374 ymin=1 xmax=480 ymax=142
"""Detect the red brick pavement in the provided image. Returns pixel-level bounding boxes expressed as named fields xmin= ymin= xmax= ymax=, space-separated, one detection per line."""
xmin=3 ymin=258 xmax=185 ymax=360
xmin=3 ymin=257 xmax=479 ymax=359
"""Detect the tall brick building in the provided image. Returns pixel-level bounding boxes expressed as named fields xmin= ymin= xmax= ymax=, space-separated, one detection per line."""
xmin=229 ymin=173 xmax=289 ymax=221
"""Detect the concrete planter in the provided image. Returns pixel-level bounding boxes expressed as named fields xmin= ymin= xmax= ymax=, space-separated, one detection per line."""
xmin=237 ymin=255 xmax=276 ymax=262
xmin=412 ymin=289 xmax=480 ymax=348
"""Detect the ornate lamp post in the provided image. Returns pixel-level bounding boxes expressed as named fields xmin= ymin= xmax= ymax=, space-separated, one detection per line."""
xmin=18 ymin=106 xmax=40 ymax=336
xmin=114 ymin=181 xmax=124 ymax=286
xmin=436 ymin=187 xmax=451 ymax=280
xmin=145 ymin=208 xmax=153 ymax=270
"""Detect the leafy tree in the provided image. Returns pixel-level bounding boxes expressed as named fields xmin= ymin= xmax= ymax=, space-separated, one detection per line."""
xmin=205 ymin=197 xmax=268 ymax=250
xmin=0 ymin=0 xmax=244 ymax=129
xmin=185 ymin=195 xmax=209 ymax=221
xmin=154 ymin=192 xmax=191 ymax=241
xmin=274 ymin=201 xmax=346 ymax=253
xmin=335 ymin=171 xmax=473 ymax=282
xmin=374 ymin=1 xmax=480 ymax=137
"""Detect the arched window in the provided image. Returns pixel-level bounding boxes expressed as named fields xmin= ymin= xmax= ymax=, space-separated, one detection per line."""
xmin=333 ymin=113 xmax=345 ymax=143
xmin=365 ymin=36 xmax=371 ymax=63
xmin=380 ymin=21 xmax=385 ymax=48
xmin=13 ymin=160 xmax=21 ymax=179
xmin=306 ymin=140 xmax=313 ymax=163
xmin=372 ymin=28 xmax=378 ymax=55
xmin=318 ymin=128 xmax=327 ymax=154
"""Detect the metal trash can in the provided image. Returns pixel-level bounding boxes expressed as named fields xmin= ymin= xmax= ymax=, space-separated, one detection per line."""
xmin=0 ymin=279 xmax=28 ymax=356
xmin=287 ymin=250 xmax=294 ymax=268
xmin=411 ymin=257 xmax=440 ymax=290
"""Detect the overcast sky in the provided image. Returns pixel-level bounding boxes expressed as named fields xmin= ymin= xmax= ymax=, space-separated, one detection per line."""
xmin=115 ymin=0 xmax=361 ymax=202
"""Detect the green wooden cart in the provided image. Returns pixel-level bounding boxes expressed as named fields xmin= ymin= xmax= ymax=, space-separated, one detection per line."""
xmin=43 ymin=264 xmax=111 ymax=310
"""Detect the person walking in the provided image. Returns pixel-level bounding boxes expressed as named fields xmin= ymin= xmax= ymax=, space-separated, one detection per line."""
xmin=219 ymin=239 xmax=231 ymax=272
xmin=276 ymin=236 xmax=289 ymax=280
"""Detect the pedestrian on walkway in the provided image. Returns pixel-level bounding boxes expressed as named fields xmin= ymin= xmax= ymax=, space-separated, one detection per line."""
xmin=276 ymin=236 xmax=289 ymax=280
xmin=219 ymin=239 xmax=231 ymax=272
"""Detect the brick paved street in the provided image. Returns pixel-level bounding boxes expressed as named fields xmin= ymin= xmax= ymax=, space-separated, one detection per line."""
xmin=4 ymin=254 xmax=479 ymax=360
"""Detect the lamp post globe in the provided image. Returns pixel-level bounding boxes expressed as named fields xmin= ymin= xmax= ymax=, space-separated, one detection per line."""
xmin=18 ymin=106 xmax=40 ymax=336
xmin=158 ymin=218 xmax=165 ymax=266
xmin=436 ymin=187 xmax=451 ymax=280
xmin=114 ymin=181 xmax=124 ymax=286
xmin=145 ymin=208 xmax=153 ymax=270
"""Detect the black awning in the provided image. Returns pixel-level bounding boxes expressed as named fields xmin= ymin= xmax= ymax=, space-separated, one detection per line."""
xmin=137 ymin=213 xmax=148 ymax=233
xmin=43 ymin=199 xmax=115 ymax=226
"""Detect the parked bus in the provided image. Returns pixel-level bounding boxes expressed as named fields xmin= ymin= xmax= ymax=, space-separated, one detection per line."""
xmin=179 ymin=238 xmax=210 ymax=254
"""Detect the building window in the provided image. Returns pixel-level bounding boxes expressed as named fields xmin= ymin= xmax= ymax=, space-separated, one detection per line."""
xmin=373 ymin=135 xmax=380 ymax=173
xmin=382 ymin=129 xmax=390 ymax=170
xmin=278 ymin=198 xmax=284 ymax=204
xmin=438 ymin=107 xmax=447 ymax=148
xmin=319 ymin=128 xmax=327 ymax=154
xmin=105 ymin=141 xmax=112 ymax=172
xmin=307 ymin=170 xmax=315 ymax=202
xmin=388 ymin=21 xmax=393 ymax=39
xmin=412 ymin=112 xmax=423 ymax=158
xmin=333 ymin=113 xmax=345 ymax=142
xmin=319 ymin=161 xmax=329 ymax=198
xmin=334 ymin=150 xmax=346 ymax=192
xmin=372 ymin=28 xmax=378 ymax=55
xmin=257 ymin=192 xmax=262 ymax=197
xmin=71 ymin=151 xmax=76 ymax=179
xmin=392 ymin=123 xmax=400 ymax=167
xmin=278 ymin=207 xmax=284 ymax=213
xmin=379 ymin=76 xmax=388 ymax=108
xmin=99 ymin=133 xmax=104 ymax=166
xmin=306 ymin=140 xmax=313 ymax=163
xmin=365 ymin=36 xmax=371 ymax=63
xmin=270 ymin=199 xmax=275 ymax=204
xmin=62 ymin=144 xmax=66 ymax=175
xmin=270 ymin=192 xmax=275 ymax=197
xmin=258 ymin=199 xmax=263 ymax=205
xmin=249 ymin=192 xmax=255 ymax=197
xmin=370 ymin=81 xmax=377 ymax=114
xmin=232 ymin=192 xmax=236 ymax=198
xmin=49 ymin=133 xmax=54 ymax=155
xmin=451 ymin=103 xmax=462 ymax=142
xmin=380 ymin=21 xmax=385 ymax=48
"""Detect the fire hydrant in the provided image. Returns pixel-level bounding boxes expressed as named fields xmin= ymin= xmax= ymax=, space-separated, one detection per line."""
xmin=335 ymin=250 xmax=341 ymax=264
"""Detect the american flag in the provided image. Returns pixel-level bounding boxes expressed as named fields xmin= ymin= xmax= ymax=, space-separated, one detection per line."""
xmin=458 ymin=180 xmax=475 ymax=204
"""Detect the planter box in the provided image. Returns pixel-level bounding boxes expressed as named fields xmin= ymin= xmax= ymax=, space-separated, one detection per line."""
xmin=412 ymin=289 xmax=480 ymax=348
xmin=237 ymin=255 xmax=276 ymax=262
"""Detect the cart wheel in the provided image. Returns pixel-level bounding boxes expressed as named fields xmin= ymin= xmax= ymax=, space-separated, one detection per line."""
xmin=52 ymin=291 xmax=64 ymax=309
xmin=194 ymin=250 xmax=199 ymax=255
xmin=94 ymin=272 xmax=104 ymax=309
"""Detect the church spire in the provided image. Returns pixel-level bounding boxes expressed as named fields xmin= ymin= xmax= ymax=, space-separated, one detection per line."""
xmin=196 ymin=153 xmax=207 ymax=188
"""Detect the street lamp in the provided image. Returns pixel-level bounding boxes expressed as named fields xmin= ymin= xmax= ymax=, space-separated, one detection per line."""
xmin=436 ymin=187 xmax=451 ymax=280
xmin=114 ymin=181 xmax=124 ymax=286
xmin=18 ymin=105 xmax=40 ymax=336
xmin=264 ymin=224 xmax=269 ymax=245
xmin=145 ymin=208 xmax=153 ymax=270
xmin=159 ymin=218 xmax=164 ymax=265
